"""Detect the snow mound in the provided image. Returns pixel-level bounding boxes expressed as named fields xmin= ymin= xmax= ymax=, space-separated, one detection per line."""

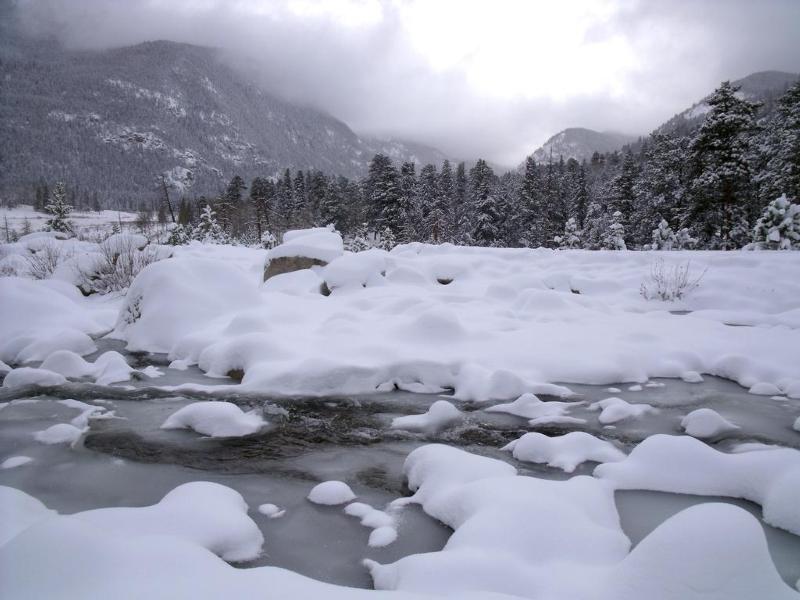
xmin=344 ymin=502 xmax=397 ymax=547
xmin=595 ymin=433 xmax=800 ymax=535
xmin=794 ymin=416 xmax=800 ymax=432
xmin=322 ymin=248 xmax=389 ymax=291
xmin=749 ymin=381 xmax=782 ymax=396
xmin=485 ymin=392 xmax=574 ymax=422
xmin=269 ymin=227 xmax=343 ymax=263
xmin=161 ymin=401 xmax=266 ymax=438
xmin=503 ymin=431 xmax=626 ymax=472
xmin=40 ymin=350 xmax=134 ymax=385
xmin=2 ymin=367 xmax=66 ymax=389
xmin=390 ymin=400 xmax=462 ymax=433
xmin=589 ymin=397 xmax=658 ymax=424
xmin=257 ymin=503 xmax=285 ymax=518
xmin=74 ymin=481 xmax=263 ymax=562
xmin=681 ymin=370 xmax=704 ymax=383
xmin=1 ymin=456 xmax=33 ymax=469
xmin=33 ymin=423 xmax=84 ymax=445
xmin=307 ymin=481 xmax=356 ymax=506
xmin=681 ymin=408 xmax=739 ymax=439
xmin=0 ymin=486 xmax=56 ymax=546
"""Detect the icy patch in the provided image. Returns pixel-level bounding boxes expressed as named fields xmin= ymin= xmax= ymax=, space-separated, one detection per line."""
xmin=503 ymin=431 xmax=626 ymax=473
xmin=595 ymin=434 xmax=800 ymax=535
xmin=589 ymin=397 xmax=658 ymax=424
xmin=1 ymin=456 xmax=33 ymax=469
xmin=2 ymin=367 xmax=66 ymax=389
xmin=307 ymin=481 xmax=356 ymax=506
xmin=681 ymin=408 xmax=739 ymax=439
xmin=390 ymin=400 xmax=462 ymax=433
xmin=161 ymin=401 xmax=266 ymax=438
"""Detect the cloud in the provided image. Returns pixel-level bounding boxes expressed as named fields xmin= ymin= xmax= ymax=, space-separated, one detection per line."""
xmin=14 ymin=0 xmax=800 ymax=166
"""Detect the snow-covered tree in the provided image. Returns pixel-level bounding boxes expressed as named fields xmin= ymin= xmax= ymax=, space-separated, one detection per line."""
xmin=194 ymin=205 xmax=229 ymax=244
xmin=756 ymin=81 xmax=800 ymax=204
xmin=365 ymin=154 xmax=402 ymax=236
xmin=166 ymin=223 xmax=192 ymax=245
xmin=602 ymin=211 xmax=627 ymax=250
xmin=651 ymin=219 xmax=677 ymax=250
xmin=260 ymin=230 xmax=278 ymax=250
xmin=375 ymin=226 xmax=397 ymax=250
xmin=687 ymin=81 xmax=759 ymax=248
xmin=555 ymin=217 xmax=582 ymax=249
xmin=470 ymin=159 xmax=501 ymax=246
xmin=752 ymin=194 xmax=800 ymax=249
xmin=396 ymin=161 xmax=420 ymax=242
xmin=44 ymin=182 xmax=74 ymax=233
xmin=674 ymin=228 xmax=697 ymax=250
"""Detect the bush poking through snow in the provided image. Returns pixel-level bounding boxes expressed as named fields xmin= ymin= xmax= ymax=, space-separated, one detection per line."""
xmin=640 ymin=258 xmax=706 ymax=302
xmin=25 ymin=241 xmax=71 ymax=280
xmin=77 ymin=235 xmax=164 ymax=294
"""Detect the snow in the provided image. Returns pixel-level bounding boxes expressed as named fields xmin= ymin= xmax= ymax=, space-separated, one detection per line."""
xmin=2 ymin=367 xmax=66 ymax=388
xmin=40 ymin=350 xmax=135 ymax=385
xmin=390 ymin=400 xmax=462 ymax=432
xmin=503 ymin=431 xmax=626 ymax=473
xmin=750 ymin=382 xmax=783 ymax=396
xmin=681 ymin=370 xmax=704 ymax=383
xmin=368 ymin=526 xmax=398 ymax=548
xmin=1 ymin=456 xmax=33 ymax=469
xmin=681 ymin=408 xmax=739 ymax=438
xmin=485 ymin=392 xmax=576 ymax=422
xmin=0 ymin=485 xmax=56 ymax=546
xmin=794 ymin=416 xmax=800 ymax=432
xmin=33 ymin=423 xmax=84 ymax=445
xmin=589 ymin=397 xmax=658 ymax=424
xmin=268 ymin=227 xmax=344 ymax=263
xmin=307 ymin=481 xmax=357 ymax=506
xmin=257 ymin=503 xmax=285 ymax=518
xmin=161 ymin=401 xmax=266 ymax=438
xmin=595 ymin=434 xmax=800 ymax=535
xmin=344 ymin=502 xmax=397 ymax=547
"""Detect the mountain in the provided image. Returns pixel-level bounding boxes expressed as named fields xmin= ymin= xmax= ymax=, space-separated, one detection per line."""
xmin=655 ymin=70 xmax=798 ymax=137
xmin=0 ymin=32 xmax=447 ymax=205
xmin=529 ymin=128 xmax=638 ymax=164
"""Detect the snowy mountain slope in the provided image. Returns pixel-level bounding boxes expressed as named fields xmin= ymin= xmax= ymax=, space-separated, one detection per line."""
xmin=656 ymin=71 xmax=799 ymax=137
xmin=530 ymin=128 xmax=638 ymax=164
xmin=0 ymin=33 xmax=446 ymax=204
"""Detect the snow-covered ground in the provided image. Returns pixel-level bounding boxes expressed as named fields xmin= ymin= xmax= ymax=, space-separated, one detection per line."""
xmin=1 ymin=227 xmax=799 ymax=598
xmin=0 ymin=204 xmax=137 ymax=237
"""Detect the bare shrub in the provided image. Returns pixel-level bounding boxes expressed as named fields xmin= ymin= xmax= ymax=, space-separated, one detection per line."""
xmin=640 ymin=258 xmax=707 ymax=302
xmin=77 ymin=236 xmax=164 ymax=294
xmin=25 ymin=241 xmax=70 ymax=280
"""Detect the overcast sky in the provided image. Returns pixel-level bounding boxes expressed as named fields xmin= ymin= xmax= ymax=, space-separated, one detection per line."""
xmin=17 ymin=0 xmax=800 ymax=166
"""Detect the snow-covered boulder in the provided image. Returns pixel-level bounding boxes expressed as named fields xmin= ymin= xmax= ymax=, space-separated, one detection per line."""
xmin=263 ymin=227 xmax=343 ymax=282
xmin=681 ymin=408 xmax=739 ymax=439
xmin=161 ymin=401 xmax=266 ymax=438
xmin=322 ymin=248 xmax=389 ymax=292
xmin=390 ymin=400 xmax=462 ymax=433
xmin=307 ymin=480 xmax=356 ymax=505
xmin=503 ymin=431 xmax=626 ymax=473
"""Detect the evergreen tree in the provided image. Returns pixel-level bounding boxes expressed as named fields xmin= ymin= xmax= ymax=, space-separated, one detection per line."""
xmin=44 ymin=182 xmax=73 ymax=233
xmin=687 ymin=81 xmax=760 ymax=248
xmin=651 ymin=219 xmax=677 ymax=250
xmin=396 ymin=161 xmax=419 ymax=242
xmin=365 ymin=154 xmax=402 ymax=235
xmin=166 ymin=223 xmax=192 ymax=245
xmin=758 ymin=81 xmax=800 ymax=203
xmin=292 ymin=170 xmax=308 ymax=226
xmin=418 ymin=164 xmax=446 ymax=242
xmin=555 ymin=217 xmax=582 ymax=249
xmin=518 ymin=156 xmax=544 ymax=246
xmin=752 ymin=194 xmax=800 ymax=250
xmin=452 ymin=161 xmax=470 ymax=242
xmin=469 ymin=159 xmax=500 ymax=246
xmin=602 ymin=211 xmax=627 ymax=250
xmin=609 ymin=151 xmax=638 ymax=245
xmin=439 ymin=160 xmax=456 ymax=241
xmin=249 ymin=176 xmax=275 ymax=237
xmin=195 ymin=204 xmax=228 ymax=244
xmin=634 ymin=133 xmax=687 ymax=244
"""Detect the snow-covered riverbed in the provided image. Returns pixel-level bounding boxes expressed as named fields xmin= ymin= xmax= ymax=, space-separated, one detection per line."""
xmin=1 ymin=228 xmax=799 ymax=598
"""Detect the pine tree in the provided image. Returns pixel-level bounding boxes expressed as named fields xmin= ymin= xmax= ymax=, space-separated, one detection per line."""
xmin=651 ymin=219 xmax=677 ymax=250
xmin=166 ymin=223 xmax=192 ymax=245
xmin=555 ymin=217 xmax=582 ymax=249
xmin=687 ymin=81 xmax=760 ymax=248
xmin=195 ymin=204 xmax=228 ymax=244
xmin=518 ymin=156 xmax=545 ymax=246
xmin=602 ymin=211 xmax=627 ymax=250
xmin=292 ymin=170 xmax=308 ymax=227
xmin=365 ymin=154 xmax=402 ymax=236
xmin=609 ymin=151 xmax=638 ymax=245
xmin=249 ymin=177 xmax=275 ymax=238
xmin=418 ymin=164 xmax=446 ymax=242
xmin=469 ymin=159 xmax=500 ymax=246
xmin=752 ymin=194 xmax=800 ymax=250
xmin=452 ymin=161 xmax=470 ymax=243
xmin=758 ymin=81 xmax=800 ymax=203
xmin=396 ymin=161 xmax=420 ymax=242
xmin=44 ymin=182 xmax=74 ymax=233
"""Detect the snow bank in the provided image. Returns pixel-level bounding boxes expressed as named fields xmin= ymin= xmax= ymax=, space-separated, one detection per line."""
xmin=40 ymin=350 xmax=134 ymax=385
xmin=0 ymin=277 xmax=107 ymax=364
xmin=503 ymin=431 xmax=626 ymax=472
xmin=2 ymin=367 xmax=66 ymax=389
xmin=0 ymin=486 xmax=56 ymax=546
xmin=161 ymin=401 xmax=266 ymax=438
xmin=390 ymin=400 xmax=462 ymax=433
xmin=595 ymin=434 xmax=800 ymax=535
xmin=681 ymin=408 xmax=739 ymax=439
xmin=589 ymin=397 xmax=658 ymax=424
xmin=307 ymin=481 xmax=356 ymax=506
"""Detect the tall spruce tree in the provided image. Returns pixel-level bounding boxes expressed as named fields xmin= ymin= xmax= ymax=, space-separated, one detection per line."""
xmin=469 ymin=159 xmax=500 ymax=246
xmin=687 ymin=81 xmax=760 ymax=248
xmin=44 ymin=182 xmax=73 ymax=233
xmin=365 ymin=154 xmax=402 ymax=235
